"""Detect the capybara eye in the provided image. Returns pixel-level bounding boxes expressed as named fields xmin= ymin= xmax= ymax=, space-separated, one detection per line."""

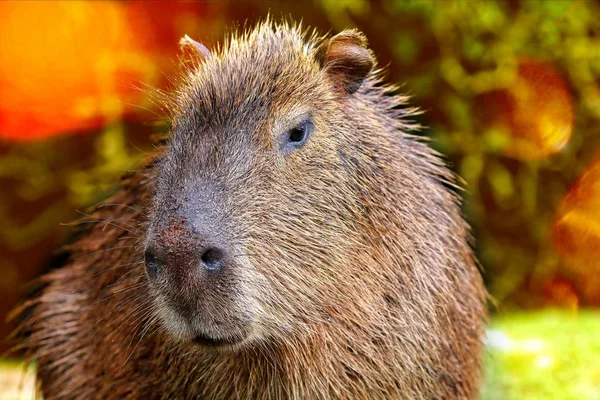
xmin=288 ymin=126 xmax=306 ymax=143
xmin=283 ymin=119 xmax=313 ymax=151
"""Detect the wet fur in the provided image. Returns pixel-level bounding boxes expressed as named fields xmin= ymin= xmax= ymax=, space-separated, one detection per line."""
xmin=15 ymin=21 xmax=486 ymax=399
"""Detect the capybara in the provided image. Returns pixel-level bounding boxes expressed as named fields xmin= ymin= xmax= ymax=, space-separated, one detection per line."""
xmin=15 ymin=20 xmax=486 ymax=399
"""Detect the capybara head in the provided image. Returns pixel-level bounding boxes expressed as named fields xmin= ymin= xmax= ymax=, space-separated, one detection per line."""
xmin=144 ymin=25 xmax=382 ymax=349
xmin=18 ymin=20 xmax=486 ymax=399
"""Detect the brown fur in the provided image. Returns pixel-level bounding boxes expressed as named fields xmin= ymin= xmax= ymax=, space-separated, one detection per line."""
xmin=15 ymin=20 xmax=486 ymax=399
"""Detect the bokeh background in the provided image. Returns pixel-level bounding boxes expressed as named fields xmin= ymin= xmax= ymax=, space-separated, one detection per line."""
xmin=1 ymin=1 xmax=599 ymax=398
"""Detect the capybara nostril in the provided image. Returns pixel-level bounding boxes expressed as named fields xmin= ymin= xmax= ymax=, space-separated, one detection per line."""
xmin=144 ymin=247 xmax=162 ymax=278
xmin=200 ymin=247 xmax=225 ymax=271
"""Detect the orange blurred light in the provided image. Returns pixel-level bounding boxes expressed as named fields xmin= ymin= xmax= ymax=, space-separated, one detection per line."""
xmin=554 ymin=160 xmax=600 ymax=304
xmin=481 ymin=59 xmax=573 ymax=160
xmin=0 ymin=1 xmax=206 ymax=140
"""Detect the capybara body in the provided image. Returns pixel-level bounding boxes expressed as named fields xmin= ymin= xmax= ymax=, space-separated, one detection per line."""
xmin=17 ymin=21 xmax=486 ymax=399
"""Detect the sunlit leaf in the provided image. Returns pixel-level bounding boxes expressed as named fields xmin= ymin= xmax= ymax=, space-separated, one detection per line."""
xmin=553 ymin=160 xmax=600 ymax=303
xmin=479 ymin=59 xmax=573 ymax=160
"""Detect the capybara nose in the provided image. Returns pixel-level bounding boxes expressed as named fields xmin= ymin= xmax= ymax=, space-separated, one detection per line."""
xmin=145 ymin=218 xmax=228 ymax=279
xmin=144 ymin=244 xmax=226 ymax=277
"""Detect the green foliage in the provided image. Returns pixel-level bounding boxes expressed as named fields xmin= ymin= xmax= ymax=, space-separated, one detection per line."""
xmin=0 ymin=123 xmax=141 ymax=251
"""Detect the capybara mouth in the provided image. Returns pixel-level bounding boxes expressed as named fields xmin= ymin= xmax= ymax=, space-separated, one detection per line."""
xmin=192 ymin=333 xmax=246 ymax=348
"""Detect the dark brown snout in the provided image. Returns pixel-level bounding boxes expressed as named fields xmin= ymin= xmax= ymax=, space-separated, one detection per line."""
xmin=144 ymin=216 xmax=230 ymax=281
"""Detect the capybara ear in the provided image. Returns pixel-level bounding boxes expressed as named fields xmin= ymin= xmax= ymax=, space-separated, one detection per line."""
xmin=179 ymin=34 xmax=213 ymax=62
xmin=316 ymin=29 xmax=375 ymax=95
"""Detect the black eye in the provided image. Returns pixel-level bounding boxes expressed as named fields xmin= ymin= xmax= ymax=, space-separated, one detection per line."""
xmin=283 ymin=119 xmax=313 ymax=152
xmin=288 ymin=126 xmax=306 ymax=143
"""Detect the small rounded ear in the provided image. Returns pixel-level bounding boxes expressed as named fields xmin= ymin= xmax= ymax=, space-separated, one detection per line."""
xmin=179 ymin=34 xmax=213 ymax=62
xmin=316 ymin=29 xmax=375 ymax=95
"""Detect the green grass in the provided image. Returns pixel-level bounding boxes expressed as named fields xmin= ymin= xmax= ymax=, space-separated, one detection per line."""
xmin=2 ymin=310 xmax=599 ymax=399
xmin=483 ymin=310 xmax=600 ymax=400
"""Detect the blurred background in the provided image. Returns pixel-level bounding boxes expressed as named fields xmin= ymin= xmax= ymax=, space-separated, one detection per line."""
xmin=0 ymin=0 xmax=599 ymax=398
